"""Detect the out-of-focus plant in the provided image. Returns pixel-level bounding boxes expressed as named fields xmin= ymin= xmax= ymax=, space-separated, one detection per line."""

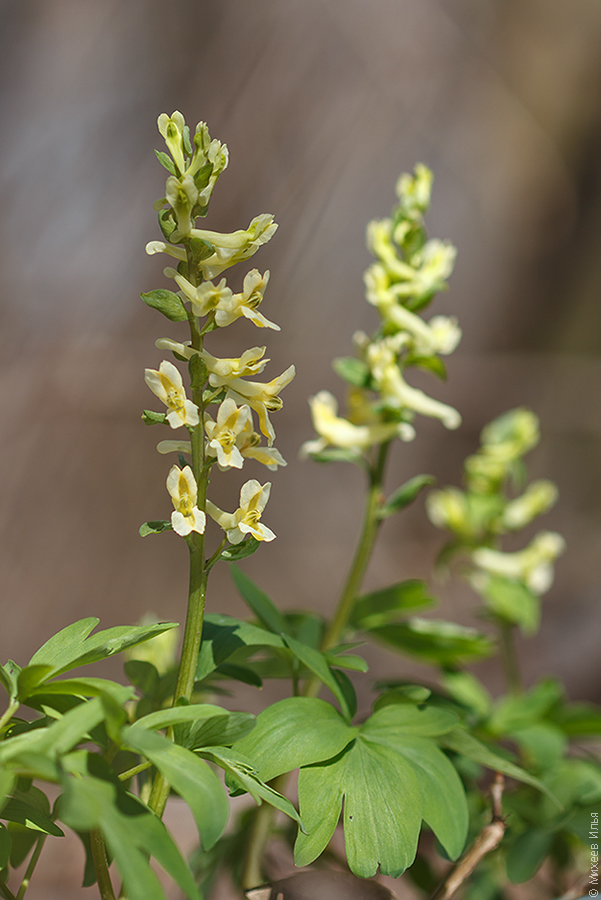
xmin=0 ymin=113 xmax=598 ymax=900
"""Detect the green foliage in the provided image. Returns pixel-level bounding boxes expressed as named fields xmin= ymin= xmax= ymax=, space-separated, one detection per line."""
xmin=379 ymin=475 xmax=436 ymax=519
xmin=141 ymin=289 xmax=188 ymax=322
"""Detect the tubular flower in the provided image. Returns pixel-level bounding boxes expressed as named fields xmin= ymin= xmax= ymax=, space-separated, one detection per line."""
xmin=166 ymin=465 xmax=206 ymax=537
xmin=144 ymin=360 xmax=199 ymax=429
xmin=471 ymin=531 xmax=566 ymax=595
xmin=234 ymin=414 xmax=287 ymax=469
xmin=366 ymin=338 xmax=461 ymax=430
xmin=157 ymin=111 xmax=186 ymax=174
xmin=214 ymin=269 xmax=279 ymax=330
xmin=145 ymin=241 xmax=187 ymax=263
xmin=206 ymin=480 xmax=275 ymax=543
xmin=204 ymin=399 xmax=253 ymax=469
xmin=301 ymin=390 xmax=415 ymax=456
xmin=502 ymin=480 xmax=558 ymax=530
xmin=173 ymin=273 xmax=233 ymax=318
xmin=156 ymin=440 xmax=191 ymax=455
xmin=186 ymin=122 xmax=229 ymax=206
xmin=365 ymin=266 xmax=461 ymax=355
xmin=165 ymin=174 xmax=199 ymax=237
xmin=225 ymin=365 xmax=296 ymax=445
xmin=189 ymin=215 xmax=278 ymax=280
xmin=154 ymin=339 xmax=269 ymax=384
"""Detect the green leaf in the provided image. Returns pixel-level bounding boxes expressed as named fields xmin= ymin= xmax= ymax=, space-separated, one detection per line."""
xmin=324 ymin=652 xmax=368 ymax=673
xmin=369 ymin=617 xmax=494 ymax=666
xmin=510 ymin=723 xmax=566 ymax=772
xmin=196 ymin=614 xmax=285 ymax=682
xmin=154 ymin=149 xmax=176 ymax=175
xmin=219 ymin=537 xmax=261 ymax=562
xmin=0 ymin=698 xmax=105 ymax=765
xmin=407 ymin=354 xmax=447 ymax=380
xmin=295 ymin=738 xmax=422 ymax=877
xmin=60 ymin=775 xmax=201 ymax=900
xmin=214 ymin=663 xmax=262 ymax=686
xmin=0 ymin=770 xmax=15 ymax=810
xmin=281 ymin=634 xmax=353 ymax=720
xmin=188 ymin=237 xmax=215 ymax=264
xmin=0 ymin=662 xmax=20 ymax=703
xmin=123 ymin=726 xmax=228 ymax=849
xmin=124 ymin=660 xmax=159 ymax=697
xmin=0 ymin=823 xmax=11 ymax=870
xmin=480 ymin=576 xmax=540 ymax=634
xmin=232 ymin=697 xmax=356 ymax=783
xmin=489 ymin=679 xmax=563 ymax=735
xmin=551 ymin=701 xmax=601 ymax=736
xmin=229 ymin=567 xmax=288 ymax=635
xmin=364 ymin=704 xmax=459 ymax=739
xmin=141 ymin=289 xmax=188 ymax=322
xmin=373 ymin=685 xmax=432 ymax=710
xmin=26 ymin=678 xmax=134 ymax=704
xmin=506 ymin=829 xmax=552 ymax=883
xmin=175 ymin=711 xmax=255 ymax=751
xmin=141 ymin=410 xmax=167 ymax=426
xmin=0 ymin=798 xmax=63 ymax=836
xmin=158 ymin=208 xmax=177 ymax=241
xmin=140 ymin=520 xmax=173 ymax=537
xmin=202 ymin=747 xmax=302 ymax=827
xmin=440 ymin=728 xmax=560 ymax=802
xmin=379 ymin=476 xmax=436 ymax=519
xmin=332 ymin=356 xmax=371 ymax=388
xmin=441 ymin=671 xmax=492 ymax=718
xmin=27 ymin=620 xmax=178 ymax=682
xmin=352 ymin=580 xmax=435 ymax=629
xmin=381 ymin=736 xmax=468 ymax=859
xmin=133 ymin=703 xmax=230 ymax=732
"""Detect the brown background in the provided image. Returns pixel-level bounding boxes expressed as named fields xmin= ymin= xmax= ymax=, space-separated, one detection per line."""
xmin=1 ymin=1 xmax=601 ymax=894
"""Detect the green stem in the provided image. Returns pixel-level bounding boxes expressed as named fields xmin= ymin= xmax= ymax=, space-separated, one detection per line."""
xmin=118 ymin=760 xmax=152 ymax=782
xmin=90 ymin=830 xmax=116 ymax=900
xmin=15 ymin=836 xmax=46 ymax=900
xmin=241 ymin=443 xmax=391 ymax=887
xmin=498 ymin=621 xmax=522 ymax=695
xmin=149 ymin=245 xmax=210 ymax=818
xmin=0 ymin=881 xmax=17 ymax=900
xmin=0 ymin=700 xmax=19 ymax=737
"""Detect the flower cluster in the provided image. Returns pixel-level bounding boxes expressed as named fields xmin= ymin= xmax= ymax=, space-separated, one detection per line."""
xmin=302 ymin=164 xmax=461 ymax=462
xmin=142 ymin=112 xmax=294 ymax=546
xmin=427 ymin=408 xmax=564 ymax=633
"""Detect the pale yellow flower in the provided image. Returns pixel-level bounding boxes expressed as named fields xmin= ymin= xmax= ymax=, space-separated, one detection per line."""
xmin=206 ymin=480 xmax=275 ymax=543
xmin=173 ymin=273 xmax=233 ymax=318
xmin=471 ymin=531 xmax=565 ymax=595
xmin=190 ymin=215 xmax=278 ymax=280
xmin=157 ymin=111 xmax=186 ymax=174
xmin=366 ymin=338 xmax=460 ymax=430
xmin=186 ymin=122 xmax=229 ymax=206
xmin=165 ymin=174 xmax=199 ymax=237
xmin=145 ymin=241 xmax=186 ymax=263
xmin=235 ymin=415 xmax=287 ymax=470
xmin=301 ymin=391 xmax=415 ymax=456
xmin=166 ymin=465 xmax=206 ymax=536
xmin=156 ymin=440 xmax=192 ymax=455
xmin=215 ymin=269 xmax=279 ymax=330
xmin=225 ymin=365 xmax=296 ymax=445
xmin=144 ymin=360 xmax=199 ymax=429
xmin=502 ymin=481 xmax=558 ymax=530
xmin=204 ymin=399 xmax=252 ymax=469
xmin=154 ymin=339 xmax=269 ymax=385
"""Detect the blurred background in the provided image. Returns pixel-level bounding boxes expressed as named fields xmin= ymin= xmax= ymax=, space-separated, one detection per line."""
xmin=1 ymin=0 xmax=601 ymax=892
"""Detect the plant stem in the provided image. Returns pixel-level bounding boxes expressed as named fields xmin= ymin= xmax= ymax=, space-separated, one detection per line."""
xmin=0 ymin=881 xmax=17 ymax=900
xmin=15 ymin=836 xmax=46 ymax=900
xmin=241 ymin=443 xmax=391 ymax=887
xmin=498 ymin=621 xmax=522 ymax=694
xmin=429 ymin=774 xmax=505 ymax=900
xmin=149 ymin=248 xmax=210 ymax=819
xmin=90 ymin=830 xmax=116 ymax=900
xmin=0 ymin=700 xmax=19 ymax=737
xmin=118 ymin=760 xmax=152 ymax=782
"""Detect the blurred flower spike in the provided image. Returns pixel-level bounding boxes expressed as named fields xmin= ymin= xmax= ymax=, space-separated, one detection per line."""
xmin=303 ymin=163 xmax=461 ymax=465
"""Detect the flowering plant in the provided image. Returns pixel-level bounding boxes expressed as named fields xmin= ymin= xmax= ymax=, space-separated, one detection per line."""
xmin=0 ymin=113 xmax=598 ymax=900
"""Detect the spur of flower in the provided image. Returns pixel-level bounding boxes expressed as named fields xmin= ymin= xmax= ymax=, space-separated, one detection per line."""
xmin=301 ymin=390 xmax=415 ymax=456
xmin=207 ymin=480 xmax=275 ymax=543
xmin=226 ymin=365 xmax=296 ymax=445
xmin=144 ymin=360 xmax=200 ymax=429
xmin=191 ymin=215 xmax=278 ymax=280
xmin=155 ymin=339 xmax=269 ymax=384
xmin=167 ymin=465 xmax=206 ymax=536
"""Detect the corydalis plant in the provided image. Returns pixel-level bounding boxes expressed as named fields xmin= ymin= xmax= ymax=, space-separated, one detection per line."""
xmin=141 ymin=112 xmax=294 ymax=721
